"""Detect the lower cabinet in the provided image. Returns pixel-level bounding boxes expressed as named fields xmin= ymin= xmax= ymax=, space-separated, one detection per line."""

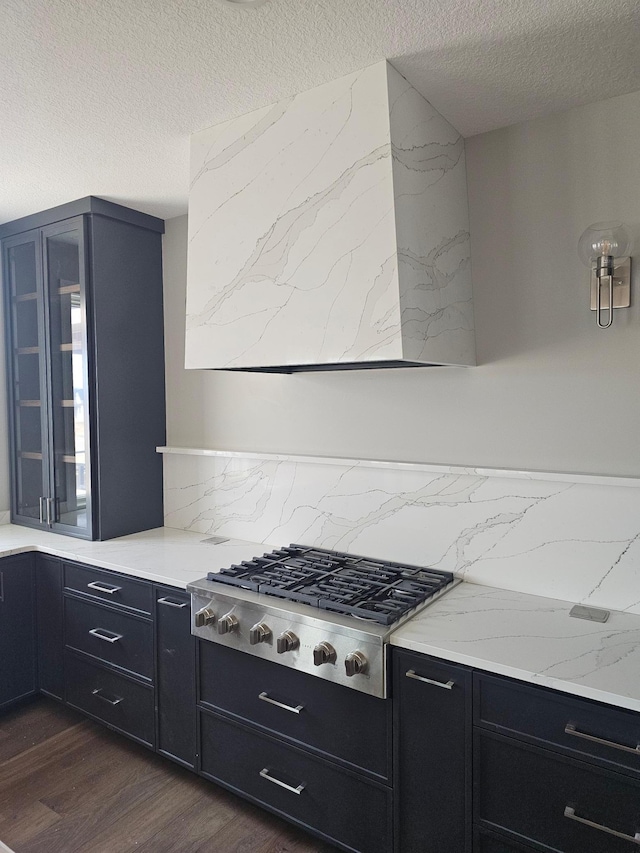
xmin=197 ymin=640 xmax=393 ymax=853
xmin=474 ymin=673 xmax=640 ymax=852
xmin=65 ymin=650 xmax=155 ymax=747
xmin=393 ymin=648 xmax=472 ymax=853
xmin=0 ymin=553 xmax=37 ymax=710
xmin=6 ymin=552 xmax=640 ymax=853
xmin=155 ymin=585 xmax=196 ymax=768
xmin=35 ymin=554 xmax=64 ymax=699
xmin=200 ymin=708 xmax=392 ymax=853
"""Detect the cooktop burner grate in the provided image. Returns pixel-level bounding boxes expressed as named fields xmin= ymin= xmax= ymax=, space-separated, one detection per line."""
xmin=208 ymin=544 xmax=454 ymax=625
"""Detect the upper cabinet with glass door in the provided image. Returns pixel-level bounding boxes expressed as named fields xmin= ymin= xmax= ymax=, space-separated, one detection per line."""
xmin=1 ymin=197 xmax=166 ymax=541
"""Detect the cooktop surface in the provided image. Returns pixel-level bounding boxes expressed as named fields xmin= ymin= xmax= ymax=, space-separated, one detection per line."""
xmin=207 ymin=544 xmax=454 ymax=625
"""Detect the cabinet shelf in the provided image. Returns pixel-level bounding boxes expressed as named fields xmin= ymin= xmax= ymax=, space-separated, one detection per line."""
xmin=19 ymin=451 xmax=43 ymax=461
xmin=58 ymin=283 xmax=80 ymax=295
xmin=17 ymin=346 xmax=39 ymax=355
xmin=59 ymin=343 xmax=73 ymax=352
xmin=18 ymin=400 xmax=41 ymax=407
xmin=16 ymin=292 xmax=38 ymax=303
xmin=60 ymin=399 xmax=75 ymax=408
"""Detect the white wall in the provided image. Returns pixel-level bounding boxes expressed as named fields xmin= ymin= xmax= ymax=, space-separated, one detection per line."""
xmin=163 ymin=87 xmax=640 ymax=479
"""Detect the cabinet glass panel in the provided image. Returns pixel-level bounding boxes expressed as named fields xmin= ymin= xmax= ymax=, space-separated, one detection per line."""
xmin=5 ymin=236 xmax=47 ymax=520
xmin=45 ymin=226 xmax=90 ymax=532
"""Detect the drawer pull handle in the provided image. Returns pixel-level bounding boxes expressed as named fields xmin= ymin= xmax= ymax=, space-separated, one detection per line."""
xmin=157 ymin=597 xmax=188 ymax=609
xmin=258 ymin=692 xmax=304 ymax=714
xmin=87 ymin=581 xmax=122 ymax=595
xmin=88 ymin=628 xmax=123 ymax=644
xmin=406 ymin=669 xmax=455 ymax=690
xmin=564 ymin=806 xmax=640 ymax=844
xmin=565 ymin=723 xmax=640 ymax=755
xmin=91 ymin=688 xmax=124 ymax=706
xmin=259 ymin=768 xmax=305 ymax=795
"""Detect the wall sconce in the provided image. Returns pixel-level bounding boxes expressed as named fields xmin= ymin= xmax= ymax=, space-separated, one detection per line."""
xmin=578 ymin=221 xmax=633 ymax=328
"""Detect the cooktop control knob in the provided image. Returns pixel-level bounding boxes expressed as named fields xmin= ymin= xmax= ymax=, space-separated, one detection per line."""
xmin=276 ymin=630 xmax=299 ymax=654
xmin=345 ymin=651 xmax=368 ymax=677
xmin=217 ymin=613 xmax=239 ymax=635
xmin=194 ymin=607 xmax=216 ymax=628
xmin=313 ymin=641 xmax=337 ymax=666
xmin=249 ymin=622 xmax=272 ymax=645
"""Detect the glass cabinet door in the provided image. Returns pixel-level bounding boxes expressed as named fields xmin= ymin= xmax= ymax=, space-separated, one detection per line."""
xmin=43 ymin=219 xmax=91 ymax=535
xmin=4 ymin=232 xmax=49 ymax=523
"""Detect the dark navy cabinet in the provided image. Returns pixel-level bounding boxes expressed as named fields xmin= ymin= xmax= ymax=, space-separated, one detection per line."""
xmin=35 ymin=553 xmax=64 ymax=699
xmin=0 ymin=553 xmax=37 ymax=710
xmin=1 ymin=196 xmax=166 ymax=541
xmin=155 ymin=585 xmax=197 ymax=768
xmin=393 ymin=648 xmax=472 ymax=853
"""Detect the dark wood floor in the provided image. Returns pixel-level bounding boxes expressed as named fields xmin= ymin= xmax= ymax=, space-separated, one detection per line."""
xmin=0 ymin=698 xmax=336 ymax=853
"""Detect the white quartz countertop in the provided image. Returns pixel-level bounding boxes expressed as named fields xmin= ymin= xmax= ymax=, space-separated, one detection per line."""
xmin=2 ymin=524 xmax=639 ymax=715
xmin=0 ymin=524 xmax=266 ymax=588
xmin=391 ymin=582 xmax=640 ymax=714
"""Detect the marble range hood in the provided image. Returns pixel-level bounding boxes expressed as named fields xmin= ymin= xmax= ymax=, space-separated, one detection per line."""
xmin=185 ymin=61 xmax=476 ymax=372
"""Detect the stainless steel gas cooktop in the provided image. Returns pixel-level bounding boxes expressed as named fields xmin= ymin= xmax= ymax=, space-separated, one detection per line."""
xmin=187 ymin=544 xmax=459 ymax=698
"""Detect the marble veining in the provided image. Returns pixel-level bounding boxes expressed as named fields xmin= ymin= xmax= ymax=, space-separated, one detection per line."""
xmin=391 ymin=583 xmax=640 ymax=713
xmin=185 ymin=61 xmax=474 ymax=369
xmin=163 ymin=451 xmax=640 ymax=615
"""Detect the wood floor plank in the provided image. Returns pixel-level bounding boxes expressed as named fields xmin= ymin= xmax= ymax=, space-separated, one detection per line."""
xmin=0 ymin=701 xmax=84 ymax=764
xmin=0 ymin=698 xmax=336 ymax=853
xmin=0 ymin=800 xmax=61 ymax=847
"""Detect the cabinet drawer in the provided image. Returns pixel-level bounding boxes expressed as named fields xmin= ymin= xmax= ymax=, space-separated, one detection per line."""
xmin=198 ymin=641 xmax=390 ymax=781
xmin=65 ymin=652 xmax=155 ymax=747
xmin=64 ymin=562 xmax=152 ymax=614
xmin=475 ymin=673 xmax=640 ymax=779
xmin=200 ymin=709 xmax=392 ymax=853
xmin=64 ymin=595 xmax=153 ymax=681
xmin=475 ymin=730 xmax=640 ymax=853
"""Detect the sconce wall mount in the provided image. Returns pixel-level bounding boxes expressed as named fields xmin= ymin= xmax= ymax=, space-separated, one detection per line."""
xmin=578 ymin=221 xmax=633 ymax=329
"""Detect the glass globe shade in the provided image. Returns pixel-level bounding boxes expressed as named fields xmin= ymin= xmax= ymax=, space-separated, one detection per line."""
xmin=578 ymin=221 xmax=633 ymax=267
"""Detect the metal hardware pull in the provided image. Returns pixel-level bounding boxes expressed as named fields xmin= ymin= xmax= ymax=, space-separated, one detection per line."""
xmin=91 ymin=688 xmax=123 ymax=706
xmin=258 ymin=691 xmax=304 ymax=714
xmin=88 ymin=627 xmax=123 ymax=644
xmin=157 ymin=597 xmax=188 ymax=609
xmin=406 ymin=669 xmax=455 ymax=690
xmin=45 ymin=497 xmax=52 ymax=526
xmin=39 ymin=496 xmax=45 ymax=525
xmin=259 ymin=768 xmax=305 ymax=795
xmin=87 ymin=581 xmax=122 ymax=595
xmin=564 ymin=806 xmax=640 ymax=844
xmin=565 ymin=723 xmax=640 ymax=755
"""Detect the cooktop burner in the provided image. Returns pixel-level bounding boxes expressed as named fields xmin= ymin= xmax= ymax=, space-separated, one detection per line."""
xmin=207 ymin=544 xmax=454 ymax=625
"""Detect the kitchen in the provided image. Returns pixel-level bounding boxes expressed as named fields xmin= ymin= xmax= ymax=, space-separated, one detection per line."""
xmin=1 ymin=1 xmax=640 ymax=851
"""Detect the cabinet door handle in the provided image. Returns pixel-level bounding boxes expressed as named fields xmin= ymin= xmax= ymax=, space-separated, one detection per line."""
xmin=88 ymin=627 xmax=123 ymax=644
xmin=45 ymin=497 xmax=52 ymax=526
xmin=564 ymin=806 xmax=640 ymax=844
xmin=565 ymin=723 xmax=640 ymax=755
xmin=157 ymin=597 xmax=188 ymax=609
xmin=258 ymin=691 xmax=304 ymax=714
xmin=39 ymin=496 xmax=45 ymax=525
xmin=259 ymin=768 xmax=305 ymax=795
xmin=91 ymin=688 xmax=123 ymax=706
xmin=406 ymin=669 xmax=455 ymax=689
xmin=87 ymin=581 xmax=122 ymax=595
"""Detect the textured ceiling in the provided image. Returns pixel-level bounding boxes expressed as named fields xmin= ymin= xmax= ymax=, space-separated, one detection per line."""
xmin=2 ymin=0 xmax=640 ymax=223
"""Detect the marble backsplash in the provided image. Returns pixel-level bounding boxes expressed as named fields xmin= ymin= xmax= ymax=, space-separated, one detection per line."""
xmin=161 ymin=449 xmax=640 ymax=614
